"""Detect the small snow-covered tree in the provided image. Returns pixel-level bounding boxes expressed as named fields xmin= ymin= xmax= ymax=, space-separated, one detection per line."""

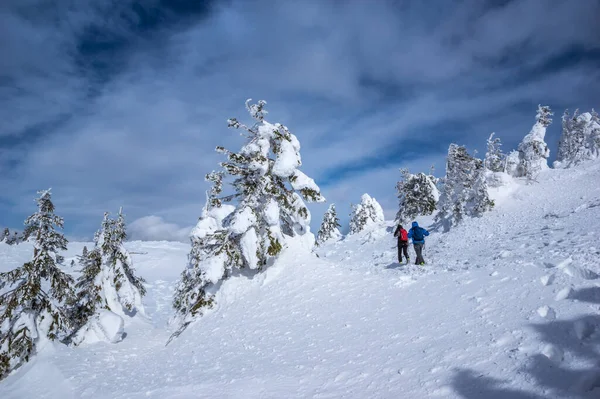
xmin=316 ymin=204 xmax=342 ymax=245
xmin=68 ymin=246 xmax=103 ymax=332
xmin=435 ymin=145 xmax=494 ymax=231
xmin=556 ymin=109 xmax=600 ymax=167
xmin=0 ymin=189 xmax=74 ymax=379
xmin=505 ymin=150 xmax=520 ymax=177
xmin=96 ymin=210 xmax=146 ymax=315
xmin=349 ymin=194 xmax=384 ymax=234
xmin=395 ymin=168 xmax=439 ymax=224
xmin=591 ymin=110 xmax=600 ymax=156
xmin=1 ymin=228 xmax=9 ymax=243
xmin=171 ymin=99 xmax=325 ymax=336
xmin=556 ymin=109 xmax=575 ymax=164
xmin=518 ymin=105 xmax=553 ymax=180
xmin=2 ymin=230 xmax=22 ymax=245
xmin=70 ymin=210 xmax=146 ymax=338
xmin=484 ymin=133 xmax=505 ymax=172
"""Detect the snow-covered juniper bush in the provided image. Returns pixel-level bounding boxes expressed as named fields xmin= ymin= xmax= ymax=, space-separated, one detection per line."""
xmin=171 ymin=99 xmax=325 ymax=337
xmin=0 ymin=189 xmax=74 ymax=380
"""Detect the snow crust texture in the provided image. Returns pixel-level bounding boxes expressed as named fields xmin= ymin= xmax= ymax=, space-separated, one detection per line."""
xmin=2 ymin=161 xmax=600 ymax=398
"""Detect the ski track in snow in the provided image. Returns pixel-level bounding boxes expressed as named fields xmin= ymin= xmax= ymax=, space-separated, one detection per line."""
xmin=1 ymin=161 xmax=600 ymax=398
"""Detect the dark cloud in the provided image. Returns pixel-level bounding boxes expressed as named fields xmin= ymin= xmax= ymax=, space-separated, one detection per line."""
xmin=0 ymin=0 xmax=598 ymax=238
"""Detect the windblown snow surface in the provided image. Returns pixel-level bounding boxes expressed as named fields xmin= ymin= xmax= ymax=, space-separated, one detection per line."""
xmin=2 ymin=161 xmax=600 ymax=398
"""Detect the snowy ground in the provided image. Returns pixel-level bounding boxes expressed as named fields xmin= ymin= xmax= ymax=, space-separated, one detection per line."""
xmin=1 ymin=161 xmax=600 ymax=398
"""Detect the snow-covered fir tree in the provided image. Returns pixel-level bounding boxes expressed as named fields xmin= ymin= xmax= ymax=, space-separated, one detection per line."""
xmin=95 ymin=210 xmax=145 ymax=316
xmin=395 ymin=168 xmax=439 ymax=224
xmin=555 ymin=109 xmax=600 ymax=167
xmin=436 ymin=145 xmax=494 ymax=231
xmin=484 ymin=133 xmax=505 ymax=172
xmin=1 ymin=228 xmax=9 ymax=243
xmin=68 ymin=245 xmax=103 ymax=333
xmin=8 ymin=232 xmax=21 ymax=245
xmin=504 ymin=150 xmax=520 ymax=177
xmin=316 ymin=204 xmax=342 ymax=245
xmin=556 ymin=109 xmax=575 ymax=164
xmin=592 ymin=109 xmax=600 ymax=155
xmin=349 ymin=194 xmax=384 ymax=234
xmin=70 ymin=210 xmax=146 ymax=343
xmin=0 ymin=189 xmax=74 ymax=380
xmin=171 ymin=99 xmax=325 ymax=336
xmin=517 ymin=105 xmax=553 ymax=180
xmin=1 ymin=229 xmax=23 ymax=245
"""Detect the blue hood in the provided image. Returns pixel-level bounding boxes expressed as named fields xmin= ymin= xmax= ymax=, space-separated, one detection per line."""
xmin=412 ymin=221 xmax=419 ymax=228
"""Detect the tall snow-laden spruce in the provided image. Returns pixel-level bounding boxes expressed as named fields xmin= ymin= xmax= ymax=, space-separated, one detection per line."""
xmin=435 ymin=145 xmax=494 ymax=231
xmin=484 ymin=133 xmax=505 ymax=172
xmin=555 ymin=109 xmax=600 ymax=167
xmin=70 ymin=210 xmax=146 ymax=344
xmin=0 ymin=189 xmax=74 ymax=380
xmin=395 ymin=168 xmax=439 ymax=224
xmin=518 ymin=105 xmax=553 ymax=180
xmin=316 ymin=204 xmax=342 ymax=245
xmin=171 ymin=99 xmax=325 ymax=336
xmin=349 ymin=194 xmax=384 ymax=234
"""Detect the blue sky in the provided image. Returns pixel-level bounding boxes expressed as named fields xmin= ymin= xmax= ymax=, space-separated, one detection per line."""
xmin=1 ymin=0 xmax=599 ymax=241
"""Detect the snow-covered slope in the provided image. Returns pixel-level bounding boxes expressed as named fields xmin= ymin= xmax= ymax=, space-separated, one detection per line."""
xmin=1 ymin=161 xmax=600 ymax=398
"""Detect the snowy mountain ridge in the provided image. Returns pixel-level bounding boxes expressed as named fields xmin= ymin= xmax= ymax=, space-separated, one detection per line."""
xmin=1 ymin=160 xmax=600 ymax=398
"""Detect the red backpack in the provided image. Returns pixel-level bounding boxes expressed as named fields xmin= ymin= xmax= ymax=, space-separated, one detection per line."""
xmin=399 ymin=229 xmax=408 ymax=242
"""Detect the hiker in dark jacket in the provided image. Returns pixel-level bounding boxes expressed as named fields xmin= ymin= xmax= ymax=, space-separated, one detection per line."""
xmin=393 ymin=224 xmax=410 ymax=264
xmin=408 ymin=221 xmax=429 ymax=265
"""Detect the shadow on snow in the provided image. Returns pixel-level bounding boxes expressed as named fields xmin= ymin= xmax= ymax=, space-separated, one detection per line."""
xmin=452 ymin=315 xmax=600 ymax=398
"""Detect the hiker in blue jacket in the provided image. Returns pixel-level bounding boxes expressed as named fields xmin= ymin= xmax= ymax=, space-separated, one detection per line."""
xmin=408 ymin=221 xmax=429 ymax=265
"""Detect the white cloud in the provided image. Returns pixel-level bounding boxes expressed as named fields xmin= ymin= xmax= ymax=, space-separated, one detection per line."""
xmin=128 ymin=216 xmax=193 ymax=243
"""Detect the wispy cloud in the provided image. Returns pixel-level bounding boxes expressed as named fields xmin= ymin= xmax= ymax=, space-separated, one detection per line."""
xmin=1 ymin=0 xmax=599 ymax=239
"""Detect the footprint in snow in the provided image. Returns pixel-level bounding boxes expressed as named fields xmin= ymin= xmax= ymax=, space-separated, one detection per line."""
xmin=542 ymin=344 xmax=564 ymax=363
xmin=540 ymin=274 xmax=555 ymax=286
xmin=492 ymin=332 xmax=519 ymax=348
xmin=334 ymin=371 xmax=351 ymax=382
xmin=562 ymin=265 xmax=599 ymax=280
xmin=555 ymin=287 xmax=573 ymax=301
xmin=537 ymin=305 xmax=556 ymax=320
xmin=494 ymin=250 xmax=512 ymax=259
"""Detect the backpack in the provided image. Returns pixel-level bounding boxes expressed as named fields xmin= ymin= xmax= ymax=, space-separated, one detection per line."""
xmin=411 ymin=227 xmax=424 ymax=241
xmin=399 ymin=229 xmax=408 ymax=242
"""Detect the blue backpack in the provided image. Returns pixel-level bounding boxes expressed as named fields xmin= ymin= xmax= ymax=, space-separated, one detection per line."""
xmin=412 ymin=227 xmax=424 ymax=241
